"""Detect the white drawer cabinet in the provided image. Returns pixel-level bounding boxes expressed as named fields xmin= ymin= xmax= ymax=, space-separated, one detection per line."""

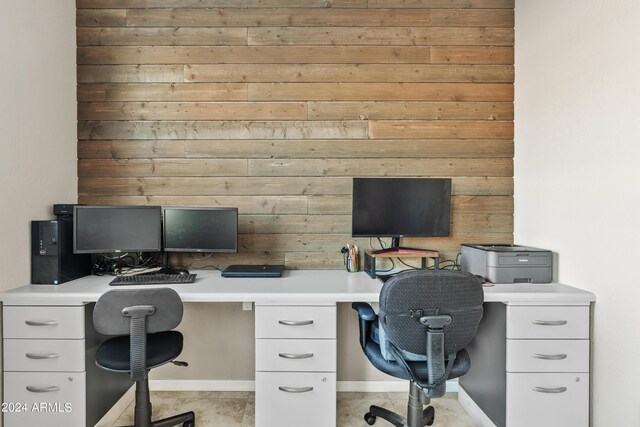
xmin=507 ymin=305 xmax=590 ymax=427
xmin=459 ymin=302 xmax=592 ymax=427
xmin=3 ymin=306 xmax=87 ymax=427
xmin=255 ymin=303 xmax=337 ymax=427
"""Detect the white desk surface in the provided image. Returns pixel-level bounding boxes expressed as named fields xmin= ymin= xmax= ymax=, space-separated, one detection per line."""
xmin=0 ymin=270 xmax=596 ymax=306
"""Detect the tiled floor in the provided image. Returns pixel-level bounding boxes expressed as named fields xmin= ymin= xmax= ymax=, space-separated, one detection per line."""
xmin=113 ymin=391 xmax=477 ymax=426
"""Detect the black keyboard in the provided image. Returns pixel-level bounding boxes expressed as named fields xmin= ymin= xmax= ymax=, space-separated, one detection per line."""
xmin=109 ymin=274 xmax=197 ymax=286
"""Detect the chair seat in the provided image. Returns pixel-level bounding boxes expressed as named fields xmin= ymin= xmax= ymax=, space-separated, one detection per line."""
xmin=96 ymin=330 xmax=183 ymax=372
xmin=363 ymin=338 xmax=470 ymax=382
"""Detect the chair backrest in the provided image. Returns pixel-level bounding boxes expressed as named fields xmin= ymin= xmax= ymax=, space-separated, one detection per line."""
xmin=93 ymin=288 xmax=183 ymax=336
xmin=379 ymin=269 xmax=483 ymax=357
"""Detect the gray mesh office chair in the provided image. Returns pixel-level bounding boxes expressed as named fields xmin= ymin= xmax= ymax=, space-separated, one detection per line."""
xmin=93 ymin=288 xmax=195 ymax=427
xmin=352 ymin=270 xmax=483 ymax=426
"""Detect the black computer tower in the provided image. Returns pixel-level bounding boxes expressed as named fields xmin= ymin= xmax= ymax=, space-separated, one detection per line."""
xmin=31 ymin=220 xmax=90 ymax=284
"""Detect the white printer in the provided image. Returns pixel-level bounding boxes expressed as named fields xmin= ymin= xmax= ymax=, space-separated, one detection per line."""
xmin=460 ymin=244 xmax=553 ymax=284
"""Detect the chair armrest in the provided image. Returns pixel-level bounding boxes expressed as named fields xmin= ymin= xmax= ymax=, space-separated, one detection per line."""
xmin=352 ymin=302 xmax=376 ymax=321
xmin=352 ymin=302 xmax=376 ymax=349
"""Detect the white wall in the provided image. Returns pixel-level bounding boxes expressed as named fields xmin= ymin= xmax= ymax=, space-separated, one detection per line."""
xmin=515 ymin=1 xmax=640 ymax=425
xmin=0 ymin=1 xmax=77 ymax=292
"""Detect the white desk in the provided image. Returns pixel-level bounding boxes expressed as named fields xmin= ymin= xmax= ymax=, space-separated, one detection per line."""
xmin=1 ymin=271 xmax=595 ymax=427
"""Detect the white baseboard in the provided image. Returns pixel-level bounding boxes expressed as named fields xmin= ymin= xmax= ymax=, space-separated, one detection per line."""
xmin=148 ymin=379 xmax=459 ymax=393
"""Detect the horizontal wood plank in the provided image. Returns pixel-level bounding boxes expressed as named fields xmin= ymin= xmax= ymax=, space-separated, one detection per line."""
xmin=78 ymin=159 xmax=248 ymax=178
xmin=431 ymin=46 xmax=514 ymax=64
xmin=185 ymin=64 xmax=514 ymax=83
xmin=77 ymin=0 xmax=367 ymax=8
xmin=79 ymin=177 xmax=351 ymax=196
xmin=77 ymin=46 xmax=433 ymax=64
xmin=78 ymin=102 xmax=308 ymax=120
xmin=78 ymin=120 xmax=369 ymax=140
xmin=77 ymin=195 xmax=309 ymax=214
xmin=248 ymin=158 xmax=513 ymax=177
xmin=248 ymin=83 xmax=513 ymax=101
xmin=236 ymin=232 xmax=511 ymax=252
xmin=77 ymin=27 xmax=248 ymax=46
xmin=77 ymin=9 xmax=126 ymax=26
xmin=125 ymin=8 xmax=513 ymax=27
xmin=309 ymin=101 xmax=513 ymax=120
xmin=368 ymin=0 xmax=514 ymax=7
xmin=368 ymin=120 xmax=514 ymax=139
xmin=308 ymin=195 xmax=513 ymax=214
xmin=248 ymin=26 xmax=513 ymax=46
xmin=78 ymin=65 xmax=184 ymax=83
xmin=77 ymin=139 xmax=514 ymax=159
xmin=78 ymin=83 xmax=247 ymax=101
xmin=77 ymin=176 xmax=512 ymax=196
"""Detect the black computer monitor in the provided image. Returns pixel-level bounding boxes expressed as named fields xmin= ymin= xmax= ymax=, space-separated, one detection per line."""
xmin=163 ymin=207 xmax=238 ymax=253
xmin=74 ymin=206 xmax=162 ymax=253
xmin=352 ymin=178 xmax=452 ymax=249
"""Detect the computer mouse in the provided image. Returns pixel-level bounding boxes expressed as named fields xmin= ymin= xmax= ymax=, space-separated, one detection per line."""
xmin=176 ymin=269 xmax=190 ymax=275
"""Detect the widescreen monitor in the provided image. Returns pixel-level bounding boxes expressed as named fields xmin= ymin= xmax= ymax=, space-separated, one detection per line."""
xmin=352 ymin=178 xmax=452 ymax=241
xmin=163 ymin=207 xmax=238 ymax=253
xmin=74 ymin=206 xmax=162 ymax=253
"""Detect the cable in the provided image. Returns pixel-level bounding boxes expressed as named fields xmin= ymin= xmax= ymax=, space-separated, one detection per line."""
xmin=187 ymin=252 xmax=215 ymax=262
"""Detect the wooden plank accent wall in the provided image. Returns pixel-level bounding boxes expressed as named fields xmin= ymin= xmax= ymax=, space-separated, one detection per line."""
xmin=76 ymin=0 xmax=514 ymax=270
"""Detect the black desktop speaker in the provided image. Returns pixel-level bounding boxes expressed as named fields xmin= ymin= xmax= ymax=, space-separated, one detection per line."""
xmin=31 ymin=220 xmax=91 ymax=285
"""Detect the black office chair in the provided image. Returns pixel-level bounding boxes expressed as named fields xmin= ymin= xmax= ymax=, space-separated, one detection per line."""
xmin=93 ymin=288 xmax=195 ymax=427
xmin=352 ymin=270 xmax=483 ymax=427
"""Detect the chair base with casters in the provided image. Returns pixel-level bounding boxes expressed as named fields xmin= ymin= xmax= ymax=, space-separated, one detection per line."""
xmin=365 ymin=381 xmax=435 ymax=427
xmin=93 ymin=288 xmax=196 ymax=427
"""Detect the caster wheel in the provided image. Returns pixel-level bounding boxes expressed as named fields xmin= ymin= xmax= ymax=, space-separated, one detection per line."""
xmin=364 ymin=412 xmax=377 ymax=425
xmin=423 ymin=405 xmax=435 ymax=426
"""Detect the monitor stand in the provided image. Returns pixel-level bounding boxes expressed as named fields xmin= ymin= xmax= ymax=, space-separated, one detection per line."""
xmin=369 ymin=237 xmax=438 ymax=255
xmin=157 ymin=252 xmax=189 ymax=275
xmin=364 ymin=238 xmax=440 ymax=278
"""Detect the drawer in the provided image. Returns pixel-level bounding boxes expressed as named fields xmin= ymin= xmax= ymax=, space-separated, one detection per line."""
xmin=3 ymin=306 xmax=85 ymax=339
xmin=506 ymin=339 xmax=589 ymax=373
xmin=3 ymin=371 xmax=86 ymax=427
xmin=256 ymin=339 xmax=336 ymax=372
xmin=506 ymin=306 xmax=589 ymax=339
xmin=255 ymin=371 xmax=336 ymax=427
xmin=4 ymin=339 xmax=85 ymax=372
xmin=506 ymin=372 xmax=588 ymax=427
xmin=255 ymin=305 xmax=336 ymax=339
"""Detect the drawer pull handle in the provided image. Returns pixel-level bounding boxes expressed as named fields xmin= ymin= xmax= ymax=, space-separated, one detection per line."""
xmin=25 ymin=320 xmax=59 ymax=326
xmin=279 ymin=353 xmax=314 ymax=360
xmin=278 ymin=386 xmax=314 ymax=393
xmin=533 ymin=353 xmax=567 ymax=360
xmin=26 ymin=353 xmax=60 ymax=360
xmin=532 ymin=386 xmax=567 ymax=394
xmin=278 ymin=320 xmax=314 ymax=326
xmin=532 ymin=320 xmax=567 ymax=326
xmin=26 ymin=386 xmax=61 ymax=393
